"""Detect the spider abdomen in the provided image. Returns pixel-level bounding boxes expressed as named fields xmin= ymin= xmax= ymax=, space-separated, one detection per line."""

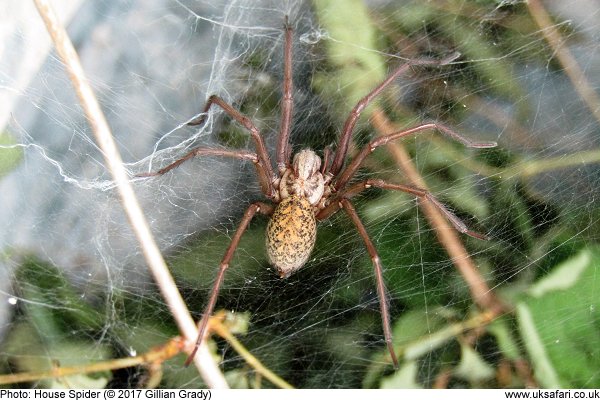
xmin=266 ymin=195 xmax=317 ymax=278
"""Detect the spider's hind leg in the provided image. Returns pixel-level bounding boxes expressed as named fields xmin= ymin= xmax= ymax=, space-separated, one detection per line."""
xmin=318 ymin=179 xmax=490 ymax=240
xmin=185 ymin=202 xmax=273 ymax=367
xmin=340 ymin=198 xmax=400 ymax=369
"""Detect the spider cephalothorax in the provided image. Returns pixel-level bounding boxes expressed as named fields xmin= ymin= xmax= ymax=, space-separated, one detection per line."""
xmin=140 ymin=17 xmax=496 ymax=369
xmin=278 ymin=149 xmax=325 ymax=205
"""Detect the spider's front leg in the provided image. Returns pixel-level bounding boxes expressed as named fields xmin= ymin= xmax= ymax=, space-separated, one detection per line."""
xmin=276 ymin=16 xmax=294 ymax=174
xmin=187 ymin=94 xmax=277 ymax=197
xmin=334 ymin=122 xmax=497 ymax=192
xmin=137 ymin=148 xmax=257 ymax=177
xmin=138 ymin=94 xmax=278 ymax=199
xmin=329 ymin=52 xmax=462 ymax=176
xmin=340 ymin=199 xmax=400 ymax=369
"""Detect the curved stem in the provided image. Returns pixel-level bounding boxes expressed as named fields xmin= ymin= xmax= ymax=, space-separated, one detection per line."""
xmin=209 ymin=312 xmax=294 ymax=389
xmin=33 ymin=0 xmax=227 ymax=387
xmin=0 ymin=338 xmax=184 ymax=386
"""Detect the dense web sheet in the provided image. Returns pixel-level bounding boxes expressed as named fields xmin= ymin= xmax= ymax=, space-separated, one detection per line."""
xmin=1 ymin=0 xmax=600 ymax=389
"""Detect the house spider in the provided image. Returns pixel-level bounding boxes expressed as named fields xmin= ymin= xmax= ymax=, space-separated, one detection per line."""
xmin=140 ymin=18 xmax=497 ymax=369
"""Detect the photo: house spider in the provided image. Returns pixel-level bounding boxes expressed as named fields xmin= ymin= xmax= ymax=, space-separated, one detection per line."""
xmin=139 ymin=17 xmax=497 ymax=369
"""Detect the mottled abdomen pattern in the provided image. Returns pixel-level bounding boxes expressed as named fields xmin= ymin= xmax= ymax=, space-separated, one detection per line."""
xmin=266 ymin=195 xmax=317 ymax=278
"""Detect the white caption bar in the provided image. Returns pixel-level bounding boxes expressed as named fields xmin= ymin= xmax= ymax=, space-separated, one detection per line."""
xmin=1 ymin=389 xmax=600 ymax=400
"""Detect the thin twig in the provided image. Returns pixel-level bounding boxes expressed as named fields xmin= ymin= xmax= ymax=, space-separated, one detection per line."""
xmin=371 ymin=109 xmax=504 ymax=314
xmin=0 ymin=338 xmax=184 ymax=386
xmin=0 ymin=312 xmax=293 ymax=389
xmin=210 ymin=312 xmax=294 ymax=389
xmin=429 ymin=133 xmax=600 ymax=180
xmin=368 ymin=309 xmax=497 ymax=375
xmin=504 ymin=148 xmax=600 ymax=178
xmin=528 ymin=0 xmax=600 ymax=125
xmin=31 ymin=0 xmax=227 ymax=388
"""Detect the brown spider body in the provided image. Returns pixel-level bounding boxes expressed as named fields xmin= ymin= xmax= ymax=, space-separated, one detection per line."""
xmin=267 ymin=149 xmax=326 ymax=277
xmin=266 ymin=149 xmax=326 ymax=278
xmin=266 ymin=195 xmax=317 ymax=278
xmin=140 ymin=17 xmax=497 ymax=369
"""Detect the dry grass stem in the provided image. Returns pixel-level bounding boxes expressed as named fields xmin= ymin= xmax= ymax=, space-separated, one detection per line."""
xmin=0 ymin=338 xmax=184 ymax=386
xmin=528 ymin=0 xmax=600 ymax=125
xmin=32 ymin=0 xmax=227 ymax=388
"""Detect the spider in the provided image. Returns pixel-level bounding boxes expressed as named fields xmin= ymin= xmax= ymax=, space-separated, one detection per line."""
xmin=139 ymin=17 xmax=497 ymax=369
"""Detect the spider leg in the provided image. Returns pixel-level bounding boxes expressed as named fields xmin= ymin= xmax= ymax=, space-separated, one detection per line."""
xmin=137 ymin=148 xmax=274 ymax=199
xmin=321 ymin=145 xmax=333 ymax=176
xmin=184 ymin=202 xmax=274 ymax=367
xmin=329 ymin=52 xmax=461 ymax=177
xmin=334 ymin=122 xmax=497 ymax=191
xmin=276 ymin=16 xmax=294 ymax=174
xmin=340 ymin=198 xmax=399 ymax=369
xmin=187 ymin=94 xmax=276 ymax=196
xmin=319 ymin=179 xmax=489 ymax=240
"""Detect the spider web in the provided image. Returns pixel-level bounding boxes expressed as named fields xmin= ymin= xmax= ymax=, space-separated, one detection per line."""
xmin=1 ymin=0 xmax=600 ymax=389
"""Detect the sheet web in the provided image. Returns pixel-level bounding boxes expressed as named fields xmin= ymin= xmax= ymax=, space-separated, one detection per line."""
xmin=1 ymin=0 xmax=600 ymax=389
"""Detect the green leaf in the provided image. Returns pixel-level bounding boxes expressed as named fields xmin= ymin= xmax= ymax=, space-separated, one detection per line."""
xmin=313 ymin=0 xmax=386 ymax=120
xmin=454 ymin=342 xmax=495 ymax=383
xmin=391 ymin=2 xmax=524 ymax=99
xmin=516 ymin=247 xmax=600 ymax=388
xmin=488 ymin=317 xmax=522 ymax=361
xmin=42 ymin=341 xmax=111 ymax=389
xmin=3 ymin=323 xmax=111 ymax=388
xmin=392 ymin=309 xmax=446 ymax=349
xmin=528 ymin=249 xmax=591 ymax=298
xmin=49 ymin=374 xmax=109 ymax=389
xmin=516 ymin=303 xmax=562 ymax=388
xmin=17 ymin=259 xmax=104 ymax=333
xmin=380 ymin=360 xmax=423 ymax=389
